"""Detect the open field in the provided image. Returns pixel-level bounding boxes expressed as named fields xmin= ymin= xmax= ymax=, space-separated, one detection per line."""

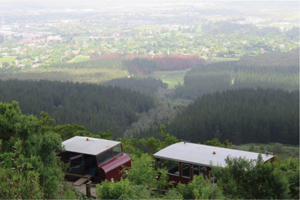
xmin=151 ymin=69 xmax=191 ymax=89
xmin=0 ymin=56 xmax=17 ymax=64
xmin=67 ymin=55 xmax=90 ymax=63
xmin=1 ymin=68 xmax=129 ymax=84
xmin=203 ymin=56 xmax=240 ymax=62
xmin=234 ymin=143 xmax=299 ymax=159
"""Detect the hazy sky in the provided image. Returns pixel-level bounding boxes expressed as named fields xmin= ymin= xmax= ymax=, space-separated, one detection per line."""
xmin=1 ymin=0 xmax=298 ymax=6
xmin=0 ymin=0 xmax=298 ymax=11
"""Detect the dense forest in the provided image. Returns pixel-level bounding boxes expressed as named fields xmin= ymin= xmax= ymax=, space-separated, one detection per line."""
xmin=168 ymin=88 xmax=299 ymax=145
xmin=201 ymin=21 xmax=285 ymax=37
xmin=0 ymin=57 xmax=129 ymax=84
xmin=103 ymin=77 xmax=168 ymax=96
xmin=49 ymin=54 xmax=205 ymax=75
xmin=175 ymin=50 xmax=299 ymax=100
xmin=0 ymin=102 xmax=299 ymax=199
xmin=201 ymin=22 xmax=299 ymax=41
xmin=0 ymin=49 xmax=299 ymax=199
xmin=0 ymin=80 xmax=154 ymax=138
xmin=237 ymin=49 xmax=299 ymax=67
xmin=123 ymin=55 xmax=205 ymax=75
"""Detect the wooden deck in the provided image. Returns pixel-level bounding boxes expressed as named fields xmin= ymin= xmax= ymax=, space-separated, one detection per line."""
xmin=73 ymin=174 xmax=93 ymax=186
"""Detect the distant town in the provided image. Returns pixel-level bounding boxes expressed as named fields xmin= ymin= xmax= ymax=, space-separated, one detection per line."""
xmin=0 ymin=2 xmax=299 ymax=69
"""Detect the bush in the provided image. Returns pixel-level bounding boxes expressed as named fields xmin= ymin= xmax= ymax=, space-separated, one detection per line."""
xmin=96 ymin=178 xmax=133 ymax=199
xmin=273 ymin=143 xmax=283 ymax=154
xmin=96 ymin=179 xmax=154 ymax=199
xmin=249 ymin=144 xmax=255 ymax=152
xmin=176 ymin=175 xmax=223 ymax=199
xmin=212 ymin=156 xmax=290 ymax=199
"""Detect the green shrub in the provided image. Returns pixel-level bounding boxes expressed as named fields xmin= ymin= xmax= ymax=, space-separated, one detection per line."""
xmin=212 ymin=156 xmax=290 ymax=199
xmin=176 ymin=175 xmax=223 ymax=199
xmin=273 ymin=143 xmax=283 ymax=154
xmin=96 ymin=178 xmax=132 ymax=199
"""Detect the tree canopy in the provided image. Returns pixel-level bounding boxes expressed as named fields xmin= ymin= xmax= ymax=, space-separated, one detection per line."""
xmin=0 ymin=80 xmax=154 ymax=138
xmin=169 ymin=88 xmax=299 ymax=145
xmin=0 ymin=101 xmax=298 ymax=199
xmin=175 ymin=50 xmax=299 ymax=100
xmin=0 ymin=101 xmax=81 ymax=199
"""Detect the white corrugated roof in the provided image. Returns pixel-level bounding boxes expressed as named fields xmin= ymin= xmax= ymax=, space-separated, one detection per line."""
xmin=62 ymin=136 xmax=121 ymax=155
xmin=154 ymin=142 xmax=274 ymax=168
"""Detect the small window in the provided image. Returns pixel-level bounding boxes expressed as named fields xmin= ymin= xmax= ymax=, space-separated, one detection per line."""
xmin=193 ymin=165 xmax=207 ymax=177
xmin=193 ymin=165 xmax=200 ymax=176
xmin=63 ymin=152 xmax=80 ymax=161
xmin=200 ymin=166 xmax=207 ymax=176
xmin=70 ymin=154 xmax=83 ymax=165
xmin=113 ymin=144 xmax=123 ymax=156
xmin=97 ymin=150 xmax=113 ymax=165
xmin=157 ymin=159 xmax=179 ymax=176
xmin=182 ymin=163 xmax=191 ymax=179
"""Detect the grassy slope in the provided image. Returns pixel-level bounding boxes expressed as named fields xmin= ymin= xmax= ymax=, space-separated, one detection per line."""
xmin=67 ymin=55 xmax=90 ymax=63
xmin=0 ymin=56 xmax=16 ymax=64
xmin=1 ymin=68 xmax=129 ymax=83
xmin=203 ymin=56 xmax=239 ymax=62
xmin=151 ymin=69 xmax=191 ymax=89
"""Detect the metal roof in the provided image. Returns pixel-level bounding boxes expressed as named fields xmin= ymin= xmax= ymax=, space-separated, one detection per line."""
xmin=62 ymin=136 xmax=121 ymax=155
xmin=153 ymin=142 xmax=274 ymax=168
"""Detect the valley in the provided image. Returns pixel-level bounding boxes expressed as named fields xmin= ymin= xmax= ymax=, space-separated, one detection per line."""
xmin=0 ymin=1 xmax=299 ymax=199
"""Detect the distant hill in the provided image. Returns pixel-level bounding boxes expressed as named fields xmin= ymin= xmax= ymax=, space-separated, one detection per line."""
xmin=0 ymin=59 xmax=129 ymax=83
xmin=103 ymin=77 xmax=167 ymax=96
xmin=174 ymin=50 xmax=299 ymax=100
xmin=238 ymin=49 xmax=299 ymax=67
xmin=123 ymin=55 xmax=205 ymax=75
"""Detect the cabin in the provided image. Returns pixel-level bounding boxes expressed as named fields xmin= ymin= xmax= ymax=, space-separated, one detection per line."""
xmin=153 ymin=142 xmax=274 ymax=185
xmin=59 ymin=136 xmax=131 ymax=184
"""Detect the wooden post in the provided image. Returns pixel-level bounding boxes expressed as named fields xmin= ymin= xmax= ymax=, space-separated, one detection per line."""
xmin=86 ymin=181 xmax=91 ymax=198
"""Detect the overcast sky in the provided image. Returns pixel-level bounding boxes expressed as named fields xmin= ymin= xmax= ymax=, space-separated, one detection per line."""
xmin=1 ymin=0 xmax=298 ymax=6
xmin=0 ymin=0 xmax=298 ymax=11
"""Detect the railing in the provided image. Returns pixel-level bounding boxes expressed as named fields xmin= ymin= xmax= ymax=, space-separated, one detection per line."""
xmin=86 ymin=181 xmax=97 ymax=198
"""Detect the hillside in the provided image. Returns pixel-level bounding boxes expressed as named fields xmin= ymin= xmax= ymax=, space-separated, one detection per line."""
xmin=0 ymin=80 xmax=154 ymax=138
xmin=0 ymin=101 xmax=298 ymax=199
xmin=238 ymin=49 xmax=299 ymax=67
xmin=174 ymin=50 xmax=299 ymax=100
xmin=168 ymin=88 xmax=299 ymax=145
xmin=0 ymin=59 xmax=129 ymax=84
xmin=103 ymin=77 xmax=168 ymax=96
